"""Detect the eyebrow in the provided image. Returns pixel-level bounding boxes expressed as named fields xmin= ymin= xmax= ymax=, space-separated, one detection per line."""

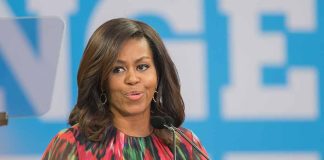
xmin=115 ymin=56 xmax=152 ymax=64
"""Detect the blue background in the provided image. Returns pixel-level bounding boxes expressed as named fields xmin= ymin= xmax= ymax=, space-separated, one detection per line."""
xmin=0 ymin=0 xmax=323 ymax=159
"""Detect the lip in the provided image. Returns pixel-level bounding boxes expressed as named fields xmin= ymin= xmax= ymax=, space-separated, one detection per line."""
xmin=125 ymin=91 xmax=144 ymax=101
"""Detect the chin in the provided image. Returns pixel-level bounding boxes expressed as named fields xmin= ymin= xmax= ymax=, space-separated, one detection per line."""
xmin=121 ymin=104 xmax=150 ymax=116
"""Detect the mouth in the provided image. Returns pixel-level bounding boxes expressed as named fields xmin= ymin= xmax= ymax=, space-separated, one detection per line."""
xmin=125 ymin=91 xmax=143 ymax=101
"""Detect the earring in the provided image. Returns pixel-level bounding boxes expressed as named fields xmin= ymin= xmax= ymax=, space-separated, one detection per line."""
xmin=100 ymin=92 xmax=107 ymax=105
xmin=98 ymin=92 xmax=107 ymax=112
xmin=153 ymin=91 xmax=158 ymax=103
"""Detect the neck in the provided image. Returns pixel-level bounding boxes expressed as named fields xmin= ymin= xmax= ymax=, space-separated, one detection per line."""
xmin=112 ymin=112 xmax=153 ymax=137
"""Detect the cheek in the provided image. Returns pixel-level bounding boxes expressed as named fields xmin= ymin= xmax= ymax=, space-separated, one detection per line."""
xmin=145 ymin=74 xmax=158 ymax=89
xmin=107 ymin=76 xmax=121 ymax=91
xmin=146 ymin=80 xmax=157 ymax=100
xmin=108 ymin=86 xmax=124 ymax=107
xmin=107 ymin=77 xmax=123 ymax=102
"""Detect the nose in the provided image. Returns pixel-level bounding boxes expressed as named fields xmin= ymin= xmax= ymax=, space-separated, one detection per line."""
xmin=125 ymin=68 xmax=140 ymax=85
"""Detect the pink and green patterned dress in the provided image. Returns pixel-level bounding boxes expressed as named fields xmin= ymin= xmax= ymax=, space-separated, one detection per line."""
xmin=42 ymin=124 xmax=208 ymax=160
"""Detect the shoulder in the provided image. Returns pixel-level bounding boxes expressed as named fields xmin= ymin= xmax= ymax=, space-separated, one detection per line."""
xmin=178 ymin=127 xmax=191 ymax=134
xmin=57 ymin=124 xmax=80 ymax=141
xmin=49 ymin=124 xmax=80 ymax=145
xmin=177 ymin=127 xmax=201 ymax=143
xmin=177 ymin=127 xmax=209 ymax=158
xmin=42 ymin=125 xmax=79 ymax=160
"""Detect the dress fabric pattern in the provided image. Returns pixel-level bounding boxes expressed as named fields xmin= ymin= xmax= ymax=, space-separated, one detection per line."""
xmin=42 ymin=124 xmax=208 ymax=160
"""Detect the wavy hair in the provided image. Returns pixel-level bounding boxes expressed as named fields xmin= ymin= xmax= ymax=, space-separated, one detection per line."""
xmin=69 ymin=18 xmax=185 ymax=144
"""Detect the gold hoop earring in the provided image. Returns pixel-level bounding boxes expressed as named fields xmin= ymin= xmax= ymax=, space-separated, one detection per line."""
xmin=153 ymin=91 xmax=158 ymax=103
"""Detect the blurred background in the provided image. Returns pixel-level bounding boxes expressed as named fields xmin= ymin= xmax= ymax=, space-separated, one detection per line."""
xmin=0 ymin=0 xmax=323 ymax=159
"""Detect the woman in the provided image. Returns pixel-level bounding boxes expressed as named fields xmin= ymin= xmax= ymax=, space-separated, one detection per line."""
xmin=42 ymin=18 xmax=208 ymax=160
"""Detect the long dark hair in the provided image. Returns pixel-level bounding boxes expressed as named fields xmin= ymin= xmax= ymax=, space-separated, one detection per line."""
xmin=69 ymin=18 xmax=185 ymax=144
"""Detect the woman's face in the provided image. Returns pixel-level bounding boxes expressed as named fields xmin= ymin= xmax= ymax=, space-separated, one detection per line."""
xmin=107 ymin=38 xmax=158 ymax=118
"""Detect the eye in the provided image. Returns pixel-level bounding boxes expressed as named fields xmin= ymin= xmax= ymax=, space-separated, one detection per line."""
xmin=112 ymin=66 xmax=125 ymax=73
xmin=137 ymin=64 xmax=149 ymax=71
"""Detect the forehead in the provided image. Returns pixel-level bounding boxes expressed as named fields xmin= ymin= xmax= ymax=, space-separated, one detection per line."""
xmin=117 ymin=38 xmax=153 ymax=60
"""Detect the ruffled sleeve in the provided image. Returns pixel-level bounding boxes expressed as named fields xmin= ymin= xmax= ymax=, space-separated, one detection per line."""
xmin=42 ymin=128 xmax=78 ymax=160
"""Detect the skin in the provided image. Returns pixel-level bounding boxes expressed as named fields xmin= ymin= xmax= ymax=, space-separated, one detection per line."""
xmin=107 ymin=38 xmax=158 ymax=137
